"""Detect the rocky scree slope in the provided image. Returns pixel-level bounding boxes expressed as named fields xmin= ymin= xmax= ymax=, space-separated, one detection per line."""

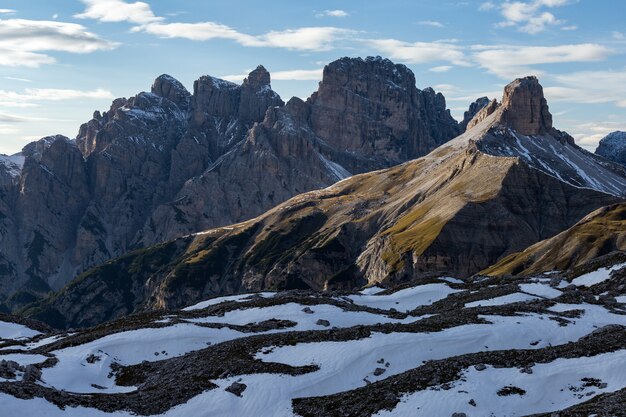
xmin=24 ymin=76 xmax=626 ymax=329
xmin=0 ymin=57 xmax=461 ymax=311
xmin=4 ymin=257 xmax=626 ymax=416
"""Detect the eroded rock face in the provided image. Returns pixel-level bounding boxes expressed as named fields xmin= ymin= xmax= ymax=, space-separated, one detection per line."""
xmin=499 ymin=76 xmax=552 ymax=135
xmin=596 ymin=131 xmax=626 ymax=166
xmin=308 ymin=56 xmax=460 ymax=169
xmin=0 ymin=57 xmax=462 ymax=309
xmin=142 ymin=57 xmax=462 ymax=243
xmin=34 ymin=75 xmax=626 ymax=321
xmin=460 ymin=97 xmax=490 ymax=132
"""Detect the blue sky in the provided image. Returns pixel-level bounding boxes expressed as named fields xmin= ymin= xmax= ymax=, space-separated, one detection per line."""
xmin=0 ymin=0 xmax=625 ymax=154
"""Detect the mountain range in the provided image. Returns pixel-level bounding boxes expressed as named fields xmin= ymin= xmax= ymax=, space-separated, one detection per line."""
xmin=19 ymin=71 xmax=626 ymax=329
xmin=0 ymin=55 xmax=625 ymax=417
xmin=0 ymin=57 xmax=461 ymax=311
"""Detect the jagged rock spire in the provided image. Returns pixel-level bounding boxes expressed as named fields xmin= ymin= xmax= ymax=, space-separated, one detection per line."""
xmin=499 ymin=76 xmax=552 ymax=136
xmin=242 ymin=65 xmax=271 ymax=90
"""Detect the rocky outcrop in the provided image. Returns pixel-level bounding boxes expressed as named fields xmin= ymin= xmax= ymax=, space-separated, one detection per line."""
xmin=307 ymin=57 xmax=460 ymax=170
xmin=0 ymin=57 xmax=462 ymax=309
xmin=596 ymin=131 xmax=626 ymax=166
xmin=460 ymin=97 xmax=490 ymax=131
xmin=499 ymin=76 xmax=552 ymax=135
xmin=151 ymin=74 xmax=191 ymax=110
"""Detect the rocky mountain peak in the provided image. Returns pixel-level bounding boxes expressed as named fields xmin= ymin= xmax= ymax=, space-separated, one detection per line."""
xmin=314 ymin=56 xmax=416 ymax=102
xmin=596 ymin=131 xmax=626 ymax=166
xmin=151 ymin=74 xmax=191 ymax=110
xmin=499 ymin=76 xmax=553 ymax=135
xmin=242 ymin=65 xmax=271 ymax=90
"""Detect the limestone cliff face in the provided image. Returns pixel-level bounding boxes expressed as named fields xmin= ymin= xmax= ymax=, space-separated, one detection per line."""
xmin=0 ymin=57 xmax=461 ymax=309
xmin=308 ymin=57 xmax=460 ymax=170
xmin=27 ymin=76 xmax=626 ymax=329
xmin=499 ymin=76 xmax=553 ymax=135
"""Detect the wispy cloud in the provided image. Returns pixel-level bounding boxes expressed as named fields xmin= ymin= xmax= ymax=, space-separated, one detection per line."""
xmin=418 ymin=20 xmax=445 ymax=28
xmin=471 ymin=43 xmax=611 ymax=78
xmin=479 ymin=2 xmax=497 ymax=11
xmin=367 ymin=39 xmax=470 ymax=66
xmin=0 ymin=18 xmax=118 ymax=67
xmin=429 ymin=65 xmax=453 ymax=72
xmin=0 ymin=9 xmax=16 ymax=14
xmin=569 ymin=121 xmax=626 ymax=151
xmin=4 ymin=76 xmax=32 ymax=83
xmin=0 ymin=88 xmax=113 ymax=107
xmin=316 ymin=10 xmax=349 ymax=18
xmin=545 ymin=69 xmax=626 ymax=108
xmin=77 ymin=0 xmax=353 ymax=52
xmin=612 ymin=31 xmax=625 ymax=40
xmin=136 ymin=23 xmax=353 ymax=51
xmin=222 ymin=68 xmax=324 ymax=83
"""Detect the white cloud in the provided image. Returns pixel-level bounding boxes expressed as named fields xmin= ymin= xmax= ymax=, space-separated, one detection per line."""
xmin=429 ymin=65 xmax=453 ymax=72
xmin=493 ymin=0 xmax=572 ymax=34
xmin=0 ymin=18 xmax=118 ymax=67
xmin=76 ymin=0 xmax=351 ymax=52
xmin=545 ymin=70 xmax=626 ymax=107
xmin=222 ymin=68 xmax=324 ymax=83
xmin=367 ymin=39 xmax=470 ymax=66
xmin=0 ymin=9 xmax=15 ymax=14
xmin=0 ymin=88 xmax=113 ymax=104
xmin=561 ymin=25 xmax=577 ymax=31
xmin=0 ymin=112 xmax=29 ymax=123
xmin=256 ymin=27 xmax=353 ymax=51
xmin=418 ymin=20 xmax=445 ymax=28
xmin=137 ymin=23 xmax=352 ymax=51
xmin=75 ymin=0 xmax=162 ymax=24
xmin=569 ymin=121 xmax=626 ymax=151
xmin=472 ymin=43 xmax=611 ymax=78
xmin=316 ymin=10 xmax=348 ymax=18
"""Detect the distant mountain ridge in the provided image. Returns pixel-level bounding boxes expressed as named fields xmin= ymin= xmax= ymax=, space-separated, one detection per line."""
xmin=24 ymin=75 xmax=626 ymax=329
xmin=0 ymin=56 xmax=461 ymax=310
xmin=596 ymin=131 xmax=626 ymax=167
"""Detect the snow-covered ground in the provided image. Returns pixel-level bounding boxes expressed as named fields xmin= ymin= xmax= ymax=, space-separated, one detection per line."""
xmin=0 ymin=320 xmax=41 ymax=340
xmin=0 ymin=260 xmax=625 ymax=416
xmin=347 ymin=283 xmax=460 ymax=311
xmin=374 ymin=350 xmax=626 ymax=417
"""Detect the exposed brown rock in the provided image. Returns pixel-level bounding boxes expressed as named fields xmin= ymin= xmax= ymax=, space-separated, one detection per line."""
xmin=499 ymin=76 xmax=553 ymax=135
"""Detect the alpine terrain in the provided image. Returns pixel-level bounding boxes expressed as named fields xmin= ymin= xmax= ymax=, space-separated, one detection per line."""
xmin=0 ymin=57 xmax=460 ymax=311
xmin=1 ymin=254 xmax=626 ymax=416
xmin=21 ymin=75 xmax=626 ymax=329
xmin=0 ymin=55 xmax=625 ymax=417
